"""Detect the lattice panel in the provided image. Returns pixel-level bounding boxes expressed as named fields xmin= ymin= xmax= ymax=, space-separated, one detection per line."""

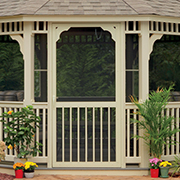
xmin=149 ymin=21 xmax=180 ymax=34
xmin=0 ymin=22 xmax=23 ymax=34
xmin=125 ymin=21 xmax=140 ymax=33
xmin=33 ymin=21 xmax=48 ymax=33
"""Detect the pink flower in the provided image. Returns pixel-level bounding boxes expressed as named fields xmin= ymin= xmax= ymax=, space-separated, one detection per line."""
xmin=149 ymin=158 xmax=162 ymax=164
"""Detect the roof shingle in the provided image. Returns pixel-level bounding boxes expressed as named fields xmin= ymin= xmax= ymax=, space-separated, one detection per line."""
xmin=0 ymin=0 xmax=180 ymax=18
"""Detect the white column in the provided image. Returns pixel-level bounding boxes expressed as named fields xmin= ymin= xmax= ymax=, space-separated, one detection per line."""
xmin=139 ymin=21 xmax=149 ymax=168
xmin=118 ymin=22 xmax=126 ymax=168
xmin=47 ymin=22 xmax=53 ymax=168
xmin=23 ymin=22 xmax=34 ymax=105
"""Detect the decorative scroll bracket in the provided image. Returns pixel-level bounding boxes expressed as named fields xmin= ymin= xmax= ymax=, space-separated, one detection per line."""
xmin=149 ymin=34 xmax=163 ymax=58
xmin=10 ymin=35 xmax=24 ymax=58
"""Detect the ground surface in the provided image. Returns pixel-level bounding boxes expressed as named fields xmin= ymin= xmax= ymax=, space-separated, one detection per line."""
xmin=8 ymin=174 xmax=180 ymax=180
xmin=1 ymin=173 xmax=180 ymax=180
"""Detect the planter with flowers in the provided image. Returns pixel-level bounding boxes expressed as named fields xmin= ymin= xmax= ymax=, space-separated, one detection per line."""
xmin=24 ymin=161 xmax=38 ymax=178
xmin=13 ymin=162 xmax=24 ymax=178
xmin=159 ymin=161 xmax=172 ymax=178
xmin=149 ymin=158 xmax=162 ymax=178
xmin=0 ymin=105 xmax=42 ymax=161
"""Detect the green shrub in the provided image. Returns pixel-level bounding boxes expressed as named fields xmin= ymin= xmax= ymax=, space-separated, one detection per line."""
xmin=0 ymin=105 xmax=42 ymax=158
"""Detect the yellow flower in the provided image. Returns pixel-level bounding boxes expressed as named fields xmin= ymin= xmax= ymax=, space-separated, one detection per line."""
xmin=14 ymin=144 xmax=16 ymax=148
xmin=32 ymin=134 xmax=35 ymax=137
xmin=24 ymin=161 xmax=38 ymax=170
xmin=7 ymin=110 xmax=13 ymax=115
xmin=8 ymin=145 xmax=13 ymax=150
xmin=160 ymin=161 xmax=172 ymax=167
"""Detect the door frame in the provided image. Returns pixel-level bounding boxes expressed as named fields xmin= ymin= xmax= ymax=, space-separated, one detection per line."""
xmin=50 ymin=22 xmax=125 ymax=168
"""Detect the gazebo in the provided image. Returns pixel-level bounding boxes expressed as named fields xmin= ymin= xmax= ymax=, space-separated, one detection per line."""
xmin=0 ymin=0 xmax=180 ymax=176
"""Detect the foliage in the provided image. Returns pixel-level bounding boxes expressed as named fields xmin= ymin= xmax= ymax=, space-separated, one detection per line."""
xmin=0 ymin=35 xmax=24 ymax=91
xmin=0 ymin=141 xmax=6 ymax=161
xmin=171 ymin=155 xmax=180 ymax=176
xmin=149 ymin=158 xmax=162 ymax=169
xmin=0 ymin=105 xmax=42 ymax=158
xmin=24 ymin=161 xmax=38 ymax=171
xmin=159 ymin=161 xmax=172 ymax=167
xmin=150 ymin=35 xmax=180 ymax=91
xmin=13 ymin=162 xmax=24 ymax=170
xmin=130 ymin=85 xmax=180 ymax=158
xmin=56 ymin=28 xmax=115 ymax=98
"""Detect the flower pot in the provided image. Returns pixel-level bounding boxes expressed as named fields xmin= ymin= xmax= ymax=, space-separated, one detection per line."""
xmin=160 ymin=167 xmax=169 ymax=178
xmin=150 ymin=168 xmax=159 ymax=178
xmin=24 ymin=171 xmax=34 ymax=178
xmin=15 ymin=169 xmax=24 ymax=178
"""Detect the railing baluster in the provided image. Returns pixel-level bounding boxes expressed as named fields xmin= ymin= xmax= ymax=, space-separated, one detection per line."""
xmin=100 ymin=107 xmax=103 ymax=162
xmin=43 ymin=108 xmax=46 ymax=157
xmin=77 ymin=107 xmax=80 ymax=162
xmin=70 ymin=107 xmax=72 ymax=162
xmin=127 ymin=109 xmax=130 ymax=157
xmin=0 ymin=108 xmax=2 ymax=141
xmin=108 ymin=107 xmax=110 ymax=162
xmin=171 ymin=108 xmax=174 ymax=155
xmin=62 ymin=107 xmax=64 ymax=162
xmin=133 ymin=109 xmax=137 ymax=157
xmin=166 ymin=108 xmax=170 ymax=156
xmin=93 ymin=107 xmax=95 ymax=162
xmin=85 ymin=107 xmax=87 ymax=162
xmin=176 ymin=108 xmax=179 ymax=154
xmin=36 ymin=109 xmax=40 ymax=157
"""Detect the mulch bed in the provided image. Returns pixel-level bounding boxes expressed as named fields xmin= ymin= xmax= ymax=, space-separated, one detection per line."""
xmin=168 ymin=172 xmax=180 ymax=178
xmin=0 ymin=173 xmax=15 ymax=180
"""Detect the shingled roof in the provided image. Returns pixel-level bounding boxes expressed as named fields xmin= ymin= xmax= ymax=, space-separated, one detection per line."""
xmin=0 ymin=0 xmax=180 ymax=18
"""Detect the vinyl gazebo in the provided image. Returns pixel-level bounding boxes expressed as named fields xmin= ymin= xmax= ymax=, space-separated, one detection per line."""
xmin=0 ymin=0 xmax=180 ymax=176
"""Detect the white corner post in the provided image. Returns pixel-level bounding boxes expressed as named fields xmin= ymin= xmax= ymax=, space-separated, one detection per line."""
xmin=139 ymin=21 xmax=150 ymax=168
xmin=23 ymin=22 xmax=34 ymax=105
xmin=119 ymin=22 xmax=126 ymax=168
xmin=47 ymin=22 xmax=53 ymax=168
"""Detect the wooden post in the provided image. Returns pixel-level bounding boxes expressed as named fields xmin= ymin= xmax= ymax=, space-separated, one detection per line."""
xmin=139 ymin=21 xmax=149 ymax=168
xmin=23 ymin=22 xmax=34 ymax=105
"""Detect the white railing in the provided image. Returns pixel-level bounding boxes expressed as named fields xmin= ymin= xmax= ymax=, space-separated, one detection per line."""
xmin=54 ymin=102 xmax=118 ymax=167
xmin=162 ymin=102 xmax=180 ymax=161
xmin=0 ymin=102 xmax=48 ymax=163
xmin=125 ymin=103 xmax=140 ymax=164
xmin=1 ymin=101 xmax=180 ymax=166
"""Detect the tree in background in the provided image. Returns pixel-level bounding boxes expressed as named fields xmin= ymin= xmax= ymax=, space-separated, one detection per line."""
xmin=150 ymin=35 xmax=180 ymax=91
xmin=56 ymin=28 xmax=115 ymax=98
xmin=0 ymin=35 xmax=24 ymax=91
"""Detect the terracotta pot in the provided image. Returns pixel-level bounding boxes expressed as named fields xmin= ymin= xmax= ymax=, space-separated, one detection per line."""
xmin=150 ymin=168 xmax=159 ymax=178
xmin=15 ymin=169 xmax=24 ymax=178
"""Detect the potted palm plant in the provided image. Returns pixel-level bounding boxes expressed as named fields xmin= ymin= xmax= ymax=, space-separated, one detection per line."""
xmin=0 ymin=105 xmax=42 ymax=161
xmin=130 ymin=85 xmax=180 ymax=159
